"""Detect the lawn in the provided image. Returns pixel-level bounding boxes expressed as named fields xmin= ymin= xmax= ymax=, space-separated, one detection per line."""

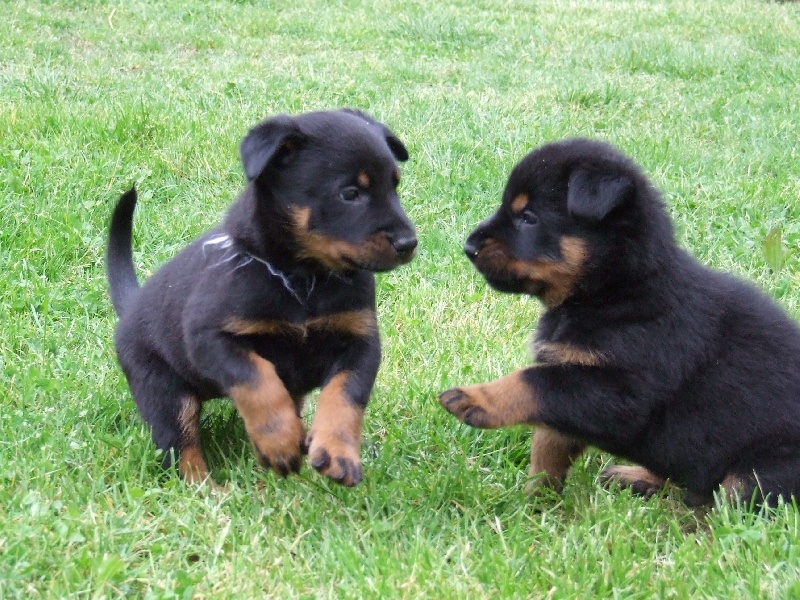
xmin=2 ymin=0 xmax=800 ymax=597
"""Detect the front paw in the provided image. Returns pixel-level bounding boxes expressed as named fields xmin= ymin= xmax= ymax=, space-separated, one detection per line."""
xmin=306 ymin=431 xmax=363 ymax=486
xmin=438 ymin=387 xmax=493 ymax=428
xmin=248 ymin=415 xmax=306 ymax=477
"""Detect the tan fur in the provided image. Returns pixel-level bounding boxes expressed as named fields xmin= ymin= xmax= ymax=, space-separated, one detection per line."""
xmin=222 ymin=310 xmax=376 ymax=340
xmin=515 ymin=236 xmax=588 ymax=307
xmin=290 ymin=206 xmax=403 ymax=271
xmin=475 ymin=236 xmax=588 ymax=308
xmin=720 ymin=473 xmax=747 ymax=499
xmin=602 ymin=464 xmax=666 ymax=496
xmin=526 ymin=426 xmax=586 ymax=493
xmin=222 ymin=317 xmax=304 ymax=337
xmin=439 ymin=369 xmax=538 ymax=428
xmin=307 ymin=372 xmax=364 ymax=486
xmin=357 ymin=171 xmax=371 ymax=188
xmin=533 ymin=341 xmax=607 ymax=367
xmin=229 ymin=353 xmax=305 ymax=471
xmin=511 ymin=193 xmax=529 ymax=214
xmin=177 ymin=396 xmax=214 ymax=485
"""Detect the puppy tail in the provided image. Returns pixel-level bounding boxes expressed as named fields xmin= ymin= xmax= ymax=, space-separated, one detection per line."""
xmin=106 ymin=186 xmax=141 ymax=316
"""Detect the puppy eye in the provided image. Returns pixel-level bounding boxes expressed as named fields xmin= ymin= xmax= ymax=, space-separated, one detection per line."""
xmin=521 ymin=210 xmax=538 ymax=225
xmin=339 ymin=186 xmax=360 ymax=202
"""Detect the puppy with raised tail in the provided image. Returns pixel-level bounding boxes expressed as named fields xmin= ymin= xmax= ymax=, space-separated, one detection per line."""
xmin=107 ymin=109 xmax=416 ymax=487
xmin=439 ymin=138 xmax=800 ymax=507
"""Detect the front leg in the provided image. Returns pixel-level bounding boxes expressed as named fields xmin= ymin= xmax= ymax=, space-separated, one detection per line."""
xmin=185 ymin=320 xmax=305 ymax=477
xmin=438 ymin=369 xmax=538 ymax=428
xmin=306 ymin=372 xmax=366 ymax=486
xmin=439 ymin=364 xmax=646 ymax=454
xmin=439 ymin=376 xmax=588 ymax=492
xmin=306 ymin=335 xmax=380 ymax=487
xmin=229 ymin=352 xmax=306 ymax=476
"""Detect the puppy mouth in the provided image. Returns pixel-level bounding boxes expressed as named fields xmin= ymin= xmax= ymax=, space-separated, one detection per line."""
xmin=343 ymin=246 xmax=416 ymax=272
xmin=469 ymin=240 xmax=579 ymax=303
xmin=298 ymin=234 xmax=415 ymax=273
xmin=290 ymin=207 xmax=416 ymax=273
xmin=481 ymin=273 xmax=538 ymax=294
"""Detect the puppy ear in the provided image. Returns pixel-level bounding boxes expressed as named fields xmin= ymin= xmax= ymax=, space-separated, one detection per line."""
xmin=340 ymin=108 xmax=409 ymax=162
xmin=567 ymin=168 xmax=634 ymax=221
xmin=239 ymin=115 xmax=306 ymax=181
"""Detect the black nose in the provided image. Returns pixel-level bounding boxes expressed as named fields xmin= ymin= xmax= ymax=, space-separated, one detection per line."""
xmin=393 ymin=236 xmax=418 ymax=255
xmin=463 ymin=236 xmax=482 ymax=260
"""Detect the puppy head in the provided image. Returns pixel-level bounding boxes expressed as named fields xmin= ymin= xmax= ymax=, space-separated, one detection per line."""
xmin=239 ymin=109 xmax=416 ymax=273
xmin=464 ymin=138 xmax=670 ymax=307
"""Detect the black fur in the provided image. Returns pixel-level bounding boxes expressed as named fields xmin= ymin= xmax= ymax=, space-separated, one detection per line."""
xmin=443 ymin=138 xmax=800 ymax=507
xmin=107 ymin=109 xmax=416 ymax=486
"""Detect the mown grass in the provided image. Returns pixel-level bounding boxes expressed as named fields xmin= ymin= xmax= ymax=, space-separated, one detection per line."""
xmin=2 ymin=0 xmax=800 ymax=597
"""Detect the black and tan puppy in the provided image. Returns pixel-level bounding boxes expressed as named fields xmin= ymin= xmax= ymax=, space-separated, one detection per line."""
xmin=439 ymin=138 xmax=800 ymax=507
xmin=107 ymin=109 xmax=416 ymax=487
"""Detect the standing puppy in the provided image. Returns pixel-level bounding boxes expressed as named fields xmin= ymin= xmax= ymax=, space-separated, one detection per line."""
xmin=107 ymin=109 xmax=416 ymax=487
xmin=439 ymin=138 xmax=800 ymax=507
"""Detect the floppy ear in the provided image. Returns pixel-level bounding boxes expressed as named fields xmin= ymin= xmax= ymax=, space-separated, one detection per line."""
xmin=239 ymin=115 xmax=306 ymax=181
xmin=340 ymin=108 xmax=409 ymax=162
xmin=567 ymin=168 xmax=634 ymax=221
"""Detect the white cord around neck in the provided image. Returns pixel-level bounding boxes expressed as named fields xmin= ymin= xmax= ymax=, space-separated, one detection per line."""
xmin=202 ymin=233 xmax=313 ymax=305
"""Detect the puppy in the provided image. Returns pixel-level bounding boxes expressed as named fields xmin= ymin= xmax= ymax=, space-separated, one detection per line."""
xmin=439 ymin=138 xmax=800 ymax=507
xmin=107 ymin=109 xmax=416 ymax=487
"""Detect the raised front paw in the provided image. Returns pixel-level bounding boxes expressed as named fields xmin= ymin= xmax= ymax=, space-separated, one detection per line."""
xmin=305 ymin=430 xmax=363 ymax=487
xmin=248 ymin=414 xmax=306 ymax=477
xmin=438 ymin=386 xmax=494 ymax=428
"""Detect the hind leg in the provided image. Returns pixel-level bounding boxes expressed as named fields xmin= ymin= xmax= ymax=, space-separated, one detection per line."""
xmin=525 ymin=426 xmax=586 ymax=494
xmin=721 ymin=453 xmax=800 ymax=508
xmin=600 ymin=464 xmax=666 ymax=498
xmin=122 ymin=353 xmax=215 ymax=486
xmin=174 ymin=394 xmax=222 ymax=487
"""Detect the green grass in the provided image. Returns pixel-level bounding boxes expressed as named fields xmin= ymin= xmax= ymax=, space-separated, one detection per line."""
xmin=2 ymin=0 xmax=800 ymax=597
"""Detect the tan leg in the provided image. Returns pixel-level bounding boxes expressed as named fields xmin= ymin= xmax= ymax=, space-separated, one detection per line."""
xmin=174 ymin=395 xmax=221 ymax=489
xmin=525 ymin=426 xmax=586 ymax=494
xmin=306 ymin=372 xmax=365 ymax=486
xmin=229 ymin=353 xmax=305 ymax=477
xmin=438 ymin=369 xmax=538 ymax=429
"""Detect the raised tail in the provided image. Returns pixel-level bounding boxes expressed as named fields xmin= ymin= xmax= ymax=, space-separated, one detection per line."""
xmin=106 ymin=187 xmax=141 ymax=316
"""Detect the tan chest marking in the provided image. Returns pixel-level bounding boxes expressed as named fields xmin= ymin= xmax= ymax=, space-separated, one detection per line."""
xmin=533 ymin=341 xmax=607 ymax=367
xmin=222 ymin=309 xmax=376 ymax=340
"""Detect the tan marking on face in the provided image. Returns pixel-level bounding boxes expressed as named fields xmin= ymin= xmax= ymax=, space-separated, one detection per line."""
xmin=358 ymin=171 xmax=371 ymax=188
xmin=290 ymin=206 xmax=404 ymax=271
xmin=527 ymin=426 xmax=586 ymax=493
xmin=307 ymin=372 xmax=365 ymax=486
xmin=393 ymin=168 xmax=401 ymax=185
xmin=221 ymin=310 xmax=376 ymax=340
xmin=438 ymin=368 xmax=539 ymax=429
xmin=477 ymin=236 xmax=588 ymax=307
xmin=602 ymin=464 xmax=665 ymax=496
xmin=291 ymin=206 xmax=358 ymax=270
xmin=511 ymin=193 xmax=529 ymax=214
xmin=229 ymin=353 xmax=305 ymax=474
xmin=533 ymin=341 xmax=607 ymax=367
